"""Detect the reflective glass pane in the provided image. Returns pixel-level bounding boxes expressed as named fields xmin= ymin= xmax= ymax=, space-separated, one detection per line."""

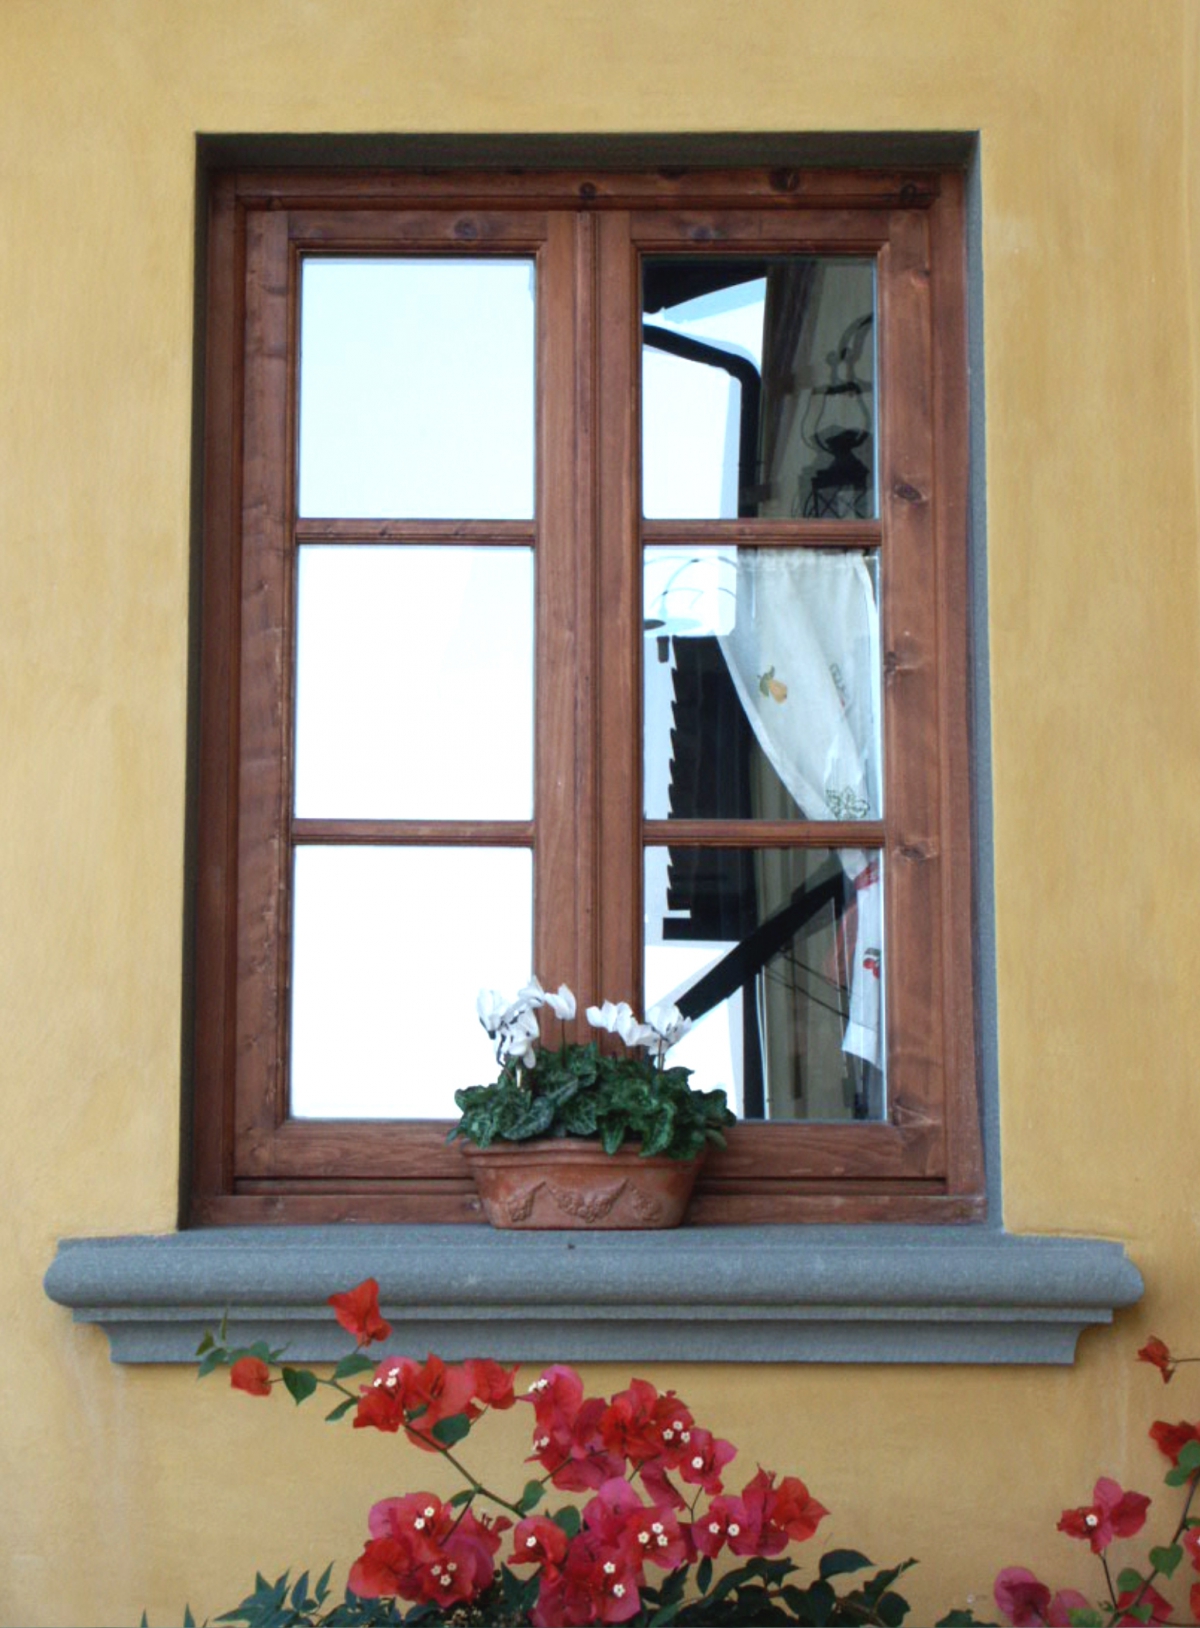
xmin=644 ymin=846 xmax=885 ymax=1121
xmin=299 ymin=258 xmax=535 ymax=519
xmin=642 ymin=258 xmax=876 ymax=520
xmin=290 ymin=846 xmax=533 ymax=1118
xmin=644 ymin=548 xmax=882 ymax=821
xmin=294 ymin=545 xmax=533 ymax=819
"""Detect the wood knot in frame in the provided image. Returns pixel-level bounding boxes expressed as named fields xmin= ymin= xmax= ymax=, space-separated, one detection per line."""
xmin=882 ymin=642 xmax=921 ymax=682
xmin=899 ymin=182 xmax=920 ymax=207
xmin=896 ymin=839 xmax=937 ymax=865
xmin=769 ymin=167 xmax=800 ymax=193
xmin=453 ymin=218 xmax=479 ymax=241
xmin=892 ymin=479 xmax=926 ymax=505
xmin=578 ymin=180 xmax=598 ymax=201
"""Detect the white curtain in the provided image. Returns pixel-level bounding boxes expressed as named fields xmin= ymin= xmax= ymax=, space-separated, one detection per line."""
xmin=717 ymin=550 xmax=883 ymax=1069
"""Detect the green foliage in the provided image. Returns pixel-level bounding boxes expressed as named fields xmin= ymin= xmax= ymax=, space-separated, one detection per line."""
xmin=282 ymin=1367 xmax=320 ymax=1406
xmin=449 ymin=1042 xmax=735 ymax=1160
xmin=430 ymin=1413 xmax=472 ymax=1449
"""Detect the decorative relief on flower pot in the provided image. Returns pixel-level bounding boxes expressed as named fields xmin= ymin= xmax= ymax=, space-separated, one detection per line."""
xmin=546 ymin=1178 xmax=627 ymax=1224
xmin=460 ymin=1140 xmax=705 ymax=1230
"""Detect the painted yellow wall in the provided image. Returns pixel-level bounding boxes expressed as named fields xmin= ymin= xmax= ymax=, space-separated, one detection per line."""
xmin=3 ymin=1 xmax=1199 ymax=1622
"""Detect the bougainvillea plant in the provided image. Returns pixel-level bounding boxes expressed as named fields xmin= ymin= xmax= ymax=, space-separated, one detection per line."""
xmin=990 ymin=1337 xmax=1200 ymax=1628
xmin=194 ymin=1278 xmax=933 ymax=1627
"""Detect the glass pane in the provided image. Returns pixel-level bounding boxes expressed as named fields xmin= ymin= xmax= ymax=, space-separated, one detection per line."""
xmin=294 ymin=545 xmax=533 ymax=820
xmin=642 ymin=258 xmax=876 ymax=520
xmin=298 ymin=258 xmax=535 ymax=519
xmin=644 ymin=548 xmax=882 ymax=821
xmin=290 ymin=846 xmax=533 ymax=1118
xmin=644 ymin=846 xmax=885 ymax=1122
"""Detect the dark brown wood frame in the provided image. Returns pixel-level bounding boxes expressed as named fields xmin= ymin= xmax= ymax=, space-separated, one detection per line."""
xmin=190 ymin=165 xmax=982 ymax=1226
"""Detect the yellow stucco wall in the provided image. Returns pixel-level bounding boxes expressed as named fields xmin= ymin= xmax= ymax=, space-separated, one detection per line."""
xmin=3 ymin=1 xmax=1199 ymax=1622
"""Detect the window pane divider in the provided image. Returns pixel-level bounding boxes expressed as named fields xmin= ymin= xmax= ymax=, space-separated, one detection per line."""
xmin=643 ymin=819 xmax=884 ymax=848
xmin=641 ymin=520 xmax=881 ymax=548
xmin=291 ymin=819 xmax=535 ymax=845
xmin=294 ymin=518 xmax=535 ymax=544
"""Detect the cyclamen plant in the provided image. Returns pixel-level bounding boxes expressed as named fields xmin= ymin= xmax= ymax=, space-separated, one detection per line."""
xmin=450 ymin=978 xmax=734 ymax=1161
xmin=199 ymin=1279 xmax=925 ymax=1627
xmin=991 ymin=1337 xmax=1200 ymax=1628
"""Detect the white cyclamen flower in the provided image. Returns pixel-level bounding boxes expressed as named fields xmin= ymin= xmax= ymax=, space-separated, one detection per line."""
xmin=517 ymin=975 xmax=546 ymax=1009
xmin=542 ymin=983 xmax=577 ymax=1021
xmin=586 ymin=999 xmax=634 ymax=1034
xmin=497 ymin=1005 xmax=541 ymax=1067
xmin=645 ymin=1000 xmax=693 ymax=1054
xmin=617 ymin=1010 xmax=658 ymax=1050
xmin=476 ymin=988 xmax=510 ymax=1038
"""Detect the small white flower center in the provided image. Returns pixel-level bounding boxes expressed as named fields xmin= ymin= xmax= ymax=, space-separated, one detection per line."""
xmin=613 ymin=1584 xmax=626 ymax=1598
xmin=526 ymin=1536 xmax=538 ymax=1548
xmin=692 ymin=1456 xmax=705 ymax=1469
xmin=424 ymin=1506 xmax=436 ymax=1518
xmin=603 ymin=1561 xmax=616 ymax=1575
xmin=728 ymin=1522 xmax=740 ymax=1536
xmin=708 ymin=1522 xmax=720 ymax=1535
xmin=1085 ymin=1514 xmax=1099 ymax=1528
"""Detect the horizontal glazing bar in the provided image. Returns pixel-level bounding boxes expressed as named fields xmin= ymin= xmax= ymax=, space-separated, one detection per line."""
xmin=643 ymin=521 xmax=881 ymax=547
xmin=643 ymin=819 xmax=884 ymax=847
xmin=294 ymin=519 xmax=536 ymax=544
xmin=293 ymin=820 xmax=535 ymax=845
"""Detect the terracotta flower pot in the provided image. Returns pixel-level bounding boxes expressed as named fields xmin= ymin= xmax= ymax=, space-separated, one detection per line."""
xmin=460 ymin=1138 xmax=706 ymax=1230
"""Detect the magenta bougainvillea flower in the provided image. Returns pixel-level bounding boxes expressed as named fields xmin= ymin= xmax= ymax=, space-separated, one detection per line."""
xmin=1056 ymin=1476 xmax=1150 ymax=1553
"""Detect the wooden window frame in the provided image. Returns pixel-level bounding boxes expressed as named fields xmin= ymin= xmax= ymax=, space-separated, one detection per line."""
xmin=190 ymin=164 xmax=982 ymax=1227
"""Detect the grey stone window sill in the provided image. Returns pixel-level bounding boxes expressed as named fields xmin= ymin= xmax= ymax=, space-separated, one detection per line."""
xmin=44 ymin=1225 xmax=1141 ymax=1365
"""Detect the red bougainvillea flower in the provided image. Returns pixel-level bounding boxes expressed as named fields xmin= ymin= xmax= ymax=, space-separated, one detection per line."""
xmin=1056 ymin=1477 xmax=1150 ymax=1552
xmin=694 ymin=1468 xmax=826 ymax=1559
xmin=1192 ymin=1582 xmax=1200 ymax=1622
xmin=1183 ymin=1525 xmax=1200 ymax=1569
xmin=349 ymin=1493 xmax=506 ymax=1608
xmin=1137 ymin=1336 xmax=1175 ymax=1383
xmin=621 ymin=1500 xmax=692 ymax=1572
xmin=993 ymin=1567 xmax=1051 ymax=1626
xmin=675 ymin=1426 xmax=737 ymax=1496
xmin=327 ymin=1278 xmax=392 ymax=1347
xmin=1113 ymin=1582 xmax=1173 ymax=1626
xmin=354 ymin=1356 xmax=421 ymax=1433
xmin=523 ymin=1371 xmax=625 ymax=1491
xmin=510 ymin=1514 xmax=570 ymax=1571
xmin=599 ymin=1379 xmax=693 ymax=1468
xmin=540 ymin=1529 xmax=643 ymax=1626
xmin=464 ymin=1357 xmax=518 ymax=1412
xmin=402 ymin=1354 xmax=478 ymax=1437
xmin=1149 ymin=1418 xmax=1200 ymax=1464
xmin=230 ymin=1356 xmax=272 ymax=1396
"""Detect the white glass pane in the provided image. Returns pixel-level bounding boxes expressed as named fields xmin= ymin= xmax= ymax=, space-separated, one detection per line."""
xmin=645 ymin=846 xmax=885 ymax=1122
xmin=298 ymin=258 xmax=535 ymax=519
xmin=290 ymin=846 xmax=533 ymax=1118
xmin=293 ymin=546 xmax=533 ymax=819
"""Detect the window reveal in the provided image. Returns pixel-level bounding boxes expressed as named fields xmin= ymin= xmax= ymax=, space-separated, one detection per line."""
xmin=190 ymin=167 xmax=980 ymax=1225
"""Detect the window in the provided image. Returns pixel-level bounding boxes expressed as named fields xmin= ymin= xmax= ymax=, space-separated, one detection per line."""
xmin=190 ymin=165 xmax=981 ymax=1226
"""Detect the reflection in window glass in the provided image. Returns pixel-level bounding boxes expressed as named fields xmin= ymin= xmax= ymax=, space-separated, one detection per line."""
xmin=294 ymin=545 xmax=534 ymax=820
xmin=299 ymin=258 xmax=536 ymax=519
xmin=644 ymin=548 xmax=881 ymax=822
xmin=642 ymin=258 xmax=876 ymax=520
xmin=290 ymin=846 xmax=533 ymax=1119
xmin=644 ymin=847 xmax=885 ymax=1122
